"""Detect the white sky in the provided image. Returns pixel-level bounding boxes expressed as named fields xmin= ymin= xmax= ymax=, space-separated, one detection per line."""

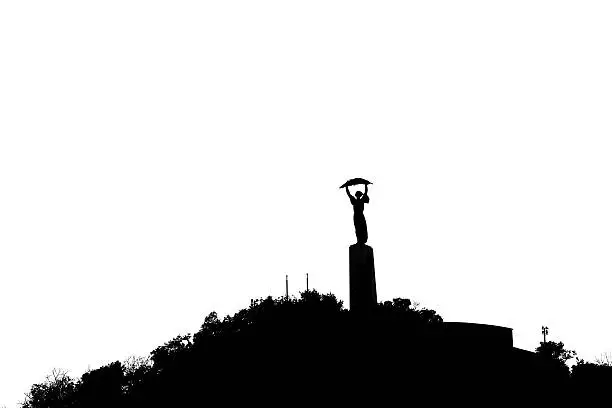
xmin=2 ymin=1 xmax=612 ymax=406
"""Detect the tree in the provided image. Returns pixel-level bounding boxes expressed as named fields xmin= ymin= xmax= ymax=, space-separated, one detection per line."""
xmin=571 ymin=356 xmax=612 ymax=400
xmin=376 ymin=297 xmax=443 ymax=325
xmin=535 ymin=340 xmax=576 ymax=365
xmin=122 ymin=355 xmax=152 ymax=393
xmin=20 ymin=368 xmax=76 ymax=408
xmin=77 ymin=361 xmax=124 ymax=407
xmin=594 ymin=352 xmax=612 ymax=367
xmin=150 ymin=334 xmax=192 ymax=373
xmin=535 ymin=340 xmax=576 ymax=379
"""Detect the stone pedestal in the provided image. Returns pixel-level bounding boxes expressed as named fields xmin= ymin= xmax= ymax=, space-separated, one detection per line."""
xmin=349 ymin=244 xmax=377 ymax=314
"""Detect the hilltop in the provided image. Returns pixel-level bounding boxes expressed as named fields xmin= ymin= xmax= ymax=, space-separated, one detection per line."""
xmin=19 ymin=291 xmax=612 ymax=407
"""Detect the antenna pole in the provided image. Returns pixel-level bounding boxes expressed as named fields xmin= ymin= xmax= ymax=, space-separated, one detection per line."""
xmin=306 ymin=273 xmax=309 ymax=292
xmin=285 ymin=275 xmax=289 ymax=300
xmin=542 ymin=326 xmax=549 ymax=343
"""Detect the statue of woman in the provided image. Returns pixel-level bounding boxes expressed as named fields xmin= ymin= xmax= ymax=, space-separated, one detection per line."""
xmin=345 ymin=184 xmax=370 ymax=244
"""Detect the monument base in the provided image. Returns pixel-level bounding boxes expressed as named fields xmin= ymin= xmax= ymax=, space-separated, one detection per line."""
xmin=349 ymin=243 xmax=377 ymax=314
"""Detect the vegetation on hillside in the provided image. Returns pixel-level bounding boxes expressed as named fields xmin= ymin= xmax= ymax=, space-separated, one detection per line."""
xmin=17 ymin=291 xmax=611 ymax=407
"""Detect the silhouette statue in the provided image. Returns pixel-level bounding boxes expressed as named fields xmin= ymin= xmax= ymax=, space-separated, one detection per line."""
xmin=341 ymin=178 xmax=376 ymax=314
xmin=345 ymin=183 xmax=370 ymax=244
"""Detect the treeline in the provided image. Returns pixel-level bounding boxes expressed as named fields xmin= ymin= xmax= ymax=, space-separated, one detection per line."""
xmin=18 ymin=291 xmax=612 ymax=406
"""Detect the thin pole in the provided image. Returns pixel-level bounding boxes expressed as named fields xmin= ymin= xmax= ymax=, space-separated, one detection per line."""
xmin=306 ymin=273 xmax=309 ymax=292
xmin=285 ymin=275 xmax=289 ymax=300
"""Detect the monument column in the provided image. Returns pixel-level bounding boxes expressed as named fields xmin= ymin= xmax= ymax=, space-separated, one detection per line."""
xmin=349 ymin=243 xmax=377 ymax=314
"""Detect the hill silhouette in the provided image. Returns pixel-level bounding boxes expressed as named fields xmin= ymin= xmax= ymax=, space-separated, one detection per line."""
xmin=19 ymin=291 xmax=612 ymax=407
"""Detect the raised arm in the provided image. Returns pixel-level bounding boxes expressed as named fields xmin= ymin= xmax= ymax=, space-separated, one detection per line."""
xmin=345 ymin=186 xmax=356 ymax=204
xmin=363 ymin=184 xmax=370 ymax=203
